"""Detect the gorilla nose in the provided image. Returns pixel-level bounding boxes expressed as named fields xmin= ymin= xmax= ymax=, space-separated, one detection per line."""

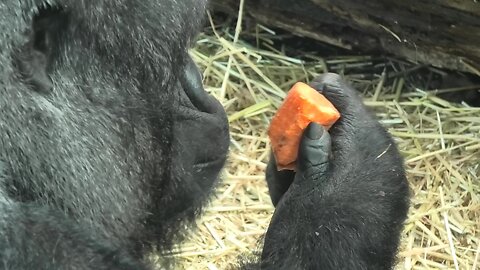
xmin=180 ymin=56 xmax=222 ymax=114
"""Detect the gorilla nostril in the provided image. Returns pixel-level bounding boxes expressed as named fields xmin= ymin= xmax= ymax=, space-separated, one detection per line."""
xmin=180 ymin=56 xmax=220 ymax=114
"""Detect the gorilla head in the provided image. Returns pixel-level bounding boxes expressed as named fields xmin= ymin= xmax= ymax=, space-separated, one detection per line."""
xmin=1 ymin=0 xmax=229 ymax=256
xmin=0 ymin=1 xmax=410 ymax=269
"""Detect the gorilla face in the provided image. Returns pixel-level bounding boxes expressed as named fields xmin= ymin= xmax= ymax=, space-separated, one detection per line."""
xmin=1 ymin=0 xmax=229 ymax=249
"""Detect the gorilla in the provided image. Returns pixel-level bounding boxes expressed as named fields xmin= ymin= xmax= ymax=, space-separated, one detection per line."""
xmin=0 ymin=0 xmax=410 ymax=269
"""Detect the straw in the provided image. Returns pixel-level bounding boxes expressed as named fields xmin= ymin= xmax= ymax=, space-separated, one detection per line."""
xmin=162 ymin=9 xmax=480 ymax=270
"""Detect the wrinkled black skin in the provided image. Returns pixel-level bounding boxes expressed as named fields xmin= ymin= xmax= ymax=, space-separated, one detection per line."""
xmin=0 ymin=0 xmax=410 ymax=269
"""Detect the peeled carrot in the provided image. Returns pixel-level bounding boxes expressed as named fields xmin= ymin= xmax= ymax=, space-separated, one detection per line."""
xmin=268 ymin=82 xmax=340 ymax=171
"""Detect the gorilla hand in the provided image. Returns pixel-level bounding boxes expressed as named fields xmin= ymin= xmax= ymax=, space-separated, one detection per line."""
xmin=261 ymin=73 xmax=410 ymax=270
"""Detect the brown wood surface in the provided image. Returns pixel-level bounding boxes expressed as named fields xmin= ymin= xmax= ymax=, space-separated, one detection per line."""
xmin=210 ymin=0 xmax=480 ymax=74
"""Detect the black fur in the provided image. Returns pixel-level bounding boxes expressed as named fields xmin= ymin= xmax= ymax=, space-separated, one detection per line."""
xmin=0 ymin=0 xmax=409 ymax=269
xmin=1 ymin=0 xmax=228 ymax=268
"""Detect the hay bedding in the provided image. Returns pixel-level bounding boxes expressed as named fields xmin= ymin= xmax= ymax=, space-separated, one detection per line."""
xmin=160 ymin=11 xmax=479 ymax=270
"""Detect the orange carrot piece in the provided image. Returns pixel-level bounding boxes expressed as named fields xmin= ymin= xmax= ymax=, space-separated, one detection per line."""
xmin=268 ymin=82 xmax=340 ymax=171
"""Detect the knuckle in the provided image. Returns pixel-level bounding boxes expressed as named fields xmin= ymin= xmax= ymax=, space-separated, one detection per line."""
xmin=302 ymin=161 xmax=329 ymax=180
xmin=312 ymin=73 xmax=343 ymax=87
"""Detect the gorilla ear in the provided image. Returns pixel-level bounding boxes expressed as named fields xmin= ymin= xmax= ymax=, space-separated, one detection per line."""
xmin=16 ymin=3 xmax=64 ymax=94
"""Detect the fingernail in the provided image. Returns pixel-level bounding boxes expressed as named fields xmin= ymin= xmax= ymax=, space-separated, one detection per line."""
xmin=305 ymin=122 xmax=323 ymax=140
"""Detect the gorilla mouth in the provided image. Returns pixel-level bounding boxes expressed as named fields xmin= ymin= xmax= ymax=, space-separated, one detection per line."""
xmin=193 ymin=155 xmax=227 ymax=170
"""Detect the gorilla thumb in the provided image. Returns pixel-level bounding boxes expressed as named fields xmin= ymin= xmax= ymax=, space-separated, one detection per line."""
xmin=296 ymin=122 xmax=332 ymax=180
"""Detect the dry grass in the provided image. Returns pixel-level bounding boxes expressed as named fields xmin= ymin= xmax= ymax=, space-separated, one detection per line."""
xmin=161 ymin=10 xmax=480 ymax=270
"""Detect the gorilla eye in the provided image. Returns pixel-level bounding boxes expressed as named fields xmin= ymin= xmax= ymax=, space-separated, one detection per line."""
xmin=32 ymin=1 xmax=64 ymax=55
xmin=15 ymin=1 xmax=65 ymax=94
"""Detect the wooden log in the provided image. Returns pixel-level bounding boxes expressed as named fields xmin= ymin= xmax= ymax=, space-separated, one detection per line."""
xmin=210 ymin=0 xmax=480 ymax=74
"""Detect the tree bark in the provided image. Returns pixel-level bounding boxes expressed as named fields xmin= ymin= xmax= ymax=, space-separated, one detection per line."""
xmin=210 ymin=0 xmax=480 ymax=74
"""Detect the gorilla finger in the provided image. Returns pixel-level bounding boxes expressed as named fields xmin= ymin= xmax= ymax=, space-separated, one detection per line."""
xmin=297 ymin=122 xmax=331 ymax=179
xmin=309 ymin=73 xmax=366 ymax=118
xmin=180 ymin=56 xmax=224 ymax=115
xmin=265 ymin=153 xmax=296 ymax=207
